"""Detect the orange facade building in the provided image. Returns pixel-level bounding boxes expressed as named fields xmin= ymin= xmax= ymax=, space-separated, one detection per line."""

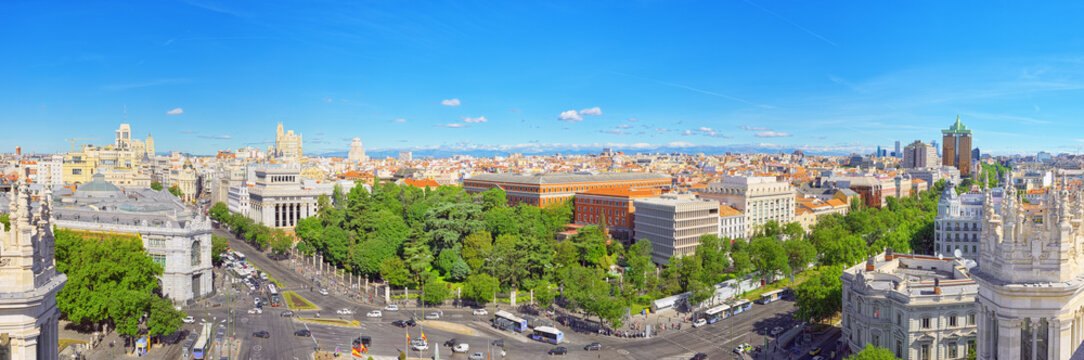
xmin=574 ymin=187 xmax=661 ymax=243
xmin=463 ymin=172 xmax=670 ymax=207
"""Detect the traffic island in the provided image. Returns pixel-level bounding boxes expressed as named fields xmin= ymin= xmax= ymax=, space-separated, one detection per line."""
xmin=418 ymin=320 xmax=476 ymax=336
xmin=297 ymin=318 xmax=361 ymax=327
xmin=284 ymin=291 xmax=319 ymax=311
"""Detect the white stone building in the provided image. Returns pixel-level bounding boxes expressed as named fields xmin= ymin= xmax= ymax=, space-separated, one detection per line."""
xmin=245 ymin=168 xmax=356 ymax=229
xmin=973 ymin=173 xmax=1084 ymax=359
xmin=841 ymin=251 xmax=978 ymax=359
xmin=935 ymin=184 xmax=1003 ymax=258
xmin=633 ymin=194 xmax=719 ymax=265
xmin=50 ymin=174 xmax=213 ymax=303
xmin=700 ymin=176 xmax=795 ymax=238
xmin=718 ymin=204 xmax=746 ymax=241
xmin=348 ymin=137 xmax=368 ymax=163
xmin=0 ymin=182 xmax=67 ymax=360
xmin=274 ymin=123 xmax=303 ymax=160
xmin=227 ymin=184 xmax=250 ymax=217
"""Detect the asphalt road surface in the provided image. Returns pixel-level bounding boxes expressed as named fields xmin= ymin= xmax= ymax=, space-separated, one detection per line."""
xmin=196 ymin=225 xmax=818 ymax=360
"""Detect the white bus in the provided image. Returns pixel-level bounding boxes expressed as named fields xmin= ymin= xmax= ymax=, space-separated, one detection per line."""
xmin=268 ymin=283 xmax=278 ymax=296
xmin=529 ymin=326 xmax=564 ymax=344
xmin=704 ymin=304 xmax=731 ymax=324
xmin=494 ymin=310 xmax=528 ymax=332
xmin=757 ymin=289 xmax=785 ymax=304
xmin=192 ymin=323 xmax=212 ymax=359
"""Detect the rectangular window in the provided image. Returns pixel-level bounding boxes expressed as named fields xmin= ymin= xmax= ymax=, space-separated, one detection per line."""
xmin=922 ymin=317 xmax=931 ymax=329
xmin=151 ymin=253 xmax=166 ymax=267
xmin=949 ymin=315 xmax=957 ymax=327
xmin=968 ymin=313 xmax=976 ymax=326
xmin=921 ymin=344 xmax=930 ymax=360
xmin=147 ymin=238 xmax=166 ymax=248
xmin=948 ymin=343 xmax=958 ymax=358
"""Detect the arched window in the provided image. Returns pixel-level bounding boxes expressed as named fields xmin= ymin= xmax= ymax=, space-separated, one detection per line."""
xmin=191 ymin=240 xmax=201 ymax=266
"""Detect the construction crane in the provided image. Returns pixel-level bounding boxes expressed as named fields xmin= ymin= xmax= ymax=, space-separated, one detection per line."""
xmin=65 ymin=138 xmax=102 ymax=152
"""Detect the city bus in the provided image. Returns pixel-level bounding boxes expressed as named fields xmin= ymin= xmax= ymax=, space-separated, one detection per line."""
xmin=703 ymin=304 xmax=731 ymax=324
xmin=529 ymin=326 xmax=564 ymax=344
xmin=757 ymin=289 xmax=784 ymax=304
xmin=192 ymin=323 xmax=212 ymax=359
xmin=494 ymin=310 xmax=528 ymax=332
xmin=268 ymin=283 xmax=278 ymax=296
xmin=729 ymin=299 xmax=752 ymax=316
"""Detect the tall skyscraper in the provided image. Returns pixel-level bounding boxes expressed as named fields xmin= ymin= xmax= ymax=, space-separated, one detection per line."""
xmin=942 ymin=115 xmax=973 ymax=176
xmin=895 ymin=140 xmax=901 ymax=158
xmin=0 ymin=181 xmax=67 ymax=360
xmin=348 ymin=137 xmax=367 ymax=162
xmin=902 ymin=140 xmax=938 ymax=168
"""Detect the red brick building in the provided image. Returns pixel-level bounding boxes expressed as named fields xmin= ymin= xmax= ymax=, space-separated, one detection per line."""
xmin=574 ymin=187 xmax=661 ymax=243
xmin=463 ymin=172 xmax=670 ymax=207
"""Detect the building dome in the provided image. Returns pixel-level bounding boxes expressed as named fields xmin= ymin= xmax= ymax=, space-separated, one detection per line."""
xmin=76 ymin=173 xmax=121 ymax=193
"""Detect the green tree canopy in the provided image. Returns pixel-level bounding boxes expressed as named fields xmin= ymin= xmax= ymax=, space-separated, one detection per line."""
xmin=794 ymin=266 xmax=843 ymax=324
xmin=846 ymin=344 xmax=897 ymax=360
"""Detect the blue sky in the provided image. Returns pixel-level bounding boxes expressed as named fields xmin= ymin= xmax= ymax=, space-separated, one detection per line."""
xmin=3 ymin=1 xmax=1084 ymax=155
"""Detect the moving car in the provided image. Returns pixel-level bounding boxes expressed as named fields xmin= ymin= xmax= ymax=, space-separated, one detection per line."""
xmin=472 ymin=309 xmax=488 ymax=316
xmin=691 ymin=353 xmax=709 ymax=360
xmin=693 ymin=318 xmax=707 ymax=328
xmin=182 ymin=316 xmax=195 ymax=323
xmin=424 ymin=312 xmax=440 ymax=320
xmin=366 ymin=310 xmax=382 ymax=318
xmin=444 ymin=338 xmax=458 ymax=347
xmin=469 ymin=352 xmax=486 ymax=360
xmin=453 ymin=343 xmax=470 ymax=353
xmin=392 ymin=320 xmax=411 ymax=328
xmin=812 ymin=356 xmax=825 ymax=360
xmin=252 ymin=331 xmax=270 ymax=339
xmin=411 ymin=338 xmax=428 ymax=351
xmin=548 ymin=346 xmax=567 ymax=355
xmin=384 ymin=304 xmax=399 ymax=311
xmin=491 ymin=339 xmax=504 ymax=348
xmin=319 ymin=288 xmax=329 ymax=296
xmin=584 ymin=342 xmax=601 ymax=351
xmin=294 ymin=329 xmax=310 ymax=337
xmin=337 ymin=308 xmax=354 ymax=315
xmin=247 ymin=308 xmax=262 ymax=314
xmin=280 ymin=310 xmax=294 ymax=317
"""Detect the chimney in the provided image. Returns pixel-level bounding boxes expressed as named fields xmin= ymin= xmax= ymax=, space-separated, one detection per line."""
xmin=885 ymin=248 xmax=894 ymax=261
xmin=933 ymin=278 xmax=941 ymax=295
xmin=865 ymin=256 xmax=876 ymax=271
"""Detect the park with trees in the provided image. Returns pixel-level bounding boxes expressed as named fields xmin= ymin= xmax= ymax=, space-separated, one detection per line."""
xmin=205 ymin=177 xmax=948 ymax=330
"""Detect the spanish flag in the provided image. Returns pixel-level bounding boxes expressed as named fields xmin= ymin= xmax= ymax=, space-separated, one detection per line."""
xmin=351 ymin=346 xmax=363 ymax=358
xmin=421 ymin=331 xmax=427 ymax=342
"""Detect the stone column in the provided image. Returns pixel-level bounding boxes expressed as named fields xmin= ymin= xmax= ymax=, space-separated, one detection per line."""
xmin=1052 ymin=318 xmax=1072 ymax=360
xmin=997 ymin=318 xmax=1021 ymax=360
xmin=1032 ymin=319 xmax=1039 ymax=360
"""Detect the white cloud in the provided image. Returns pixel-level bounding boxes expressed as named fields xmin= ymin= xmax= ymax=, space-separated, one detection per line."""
xmin=740 ymin=125 xmax=770 ymax=131
xmin=558 ymin=110 xmax=583 ymax=122
xmin=436 ymin=123 xmax=468 ymax=128
xmin=181 ymin=130 xmax=197 ymax=134
xmin=166 ymin=108 xmax=184 ymax=115
xmin=617 ymin=124 xmax=633 ymax=129
xmin=391 ymin=118 xmax=407 ymax=123
xmin=198 ymin=135 xmax=231 ymax=140
xmin=462 ymin=116 xmax=488 ymax=123
xmin=578 ymin=107 xmax=603 ymax=116
xmin=655 ymin=128 xmax=671 ymax=132
xmin=601 ymin=129 xmax=629 ymax=135
xmin=682 ymin=130 xmax=693 ymax=136
xmin=755 ymin=131 xmax=792 ymax=138
xmin=697 ymin=127 xmax=713 ymax=133
xmin=627 ymin=118 xmax=638 ymax=122
xmin=441 ymin=98 xmax=461 ymax=106
xmin=324 ymin=98 xmax=333 ymax=103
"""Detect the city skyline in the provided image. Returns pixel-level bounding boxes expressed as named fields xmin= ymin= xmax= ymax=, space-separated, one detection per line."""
xmin=4 ymin=1 xmax=1084 ymax=156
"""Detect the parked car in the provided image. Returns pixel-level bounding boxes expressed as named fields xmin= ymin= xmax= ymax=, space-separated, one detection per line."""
xmin=809 ymin=347 xmax=822 ymax=356
xmin=366 ymin=310 xmax=382 ymax=318
xmin=468 ymin=352 xmax=486 ymax=360
xmin=294 ymin=329 xmax=310 ymax=337
xmin=384 ymin=304 xmax=399 ymax=311
xmin=424 ymin=312 xmax=440 ymax=320
xmin=444 ymin=338 xmax=458 ymax=347
xmin=253 ymin=298 xmax=261 ymax=307
xmin=584 ymin=342 xmax=601 ymax=351
xmin=812 ymin=356 xmax=825 ymax=360
xmin=337 ymin=308 xmax=354 ymax=315
xmin=280 ymin=310 xmax=294 ymax=317
xmin=252 ymin=331 xmax=270 ymax=338
xmin=548 ymin=346 xmax=568 ymax=355
xmin=472 ymin=308 xmax=488 ymax=316
xmin=182 ymin=316 xmax=195 ymax=323
xmin=453 ymin=343 xmax=470 ymax=353
xmin=691 ymin=353 xmax=709 ymax=360
xmin=770 ymin=326 xmax=784 ymax=336
xmin=491 ymin=339 xmax=504 ymax=348
xmin=247 ymin=308 xmax=262 ymax=314
xmin=319 ymin=288 xmax=329 ymax=296
xmin=693 ymin=318 xmax=707 ymax=328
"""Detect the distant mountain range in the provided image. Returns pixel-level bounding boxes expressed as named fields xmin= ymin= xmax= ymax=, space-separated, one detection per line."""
xmin=315 ymin=143 xmax=872 ymax=159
